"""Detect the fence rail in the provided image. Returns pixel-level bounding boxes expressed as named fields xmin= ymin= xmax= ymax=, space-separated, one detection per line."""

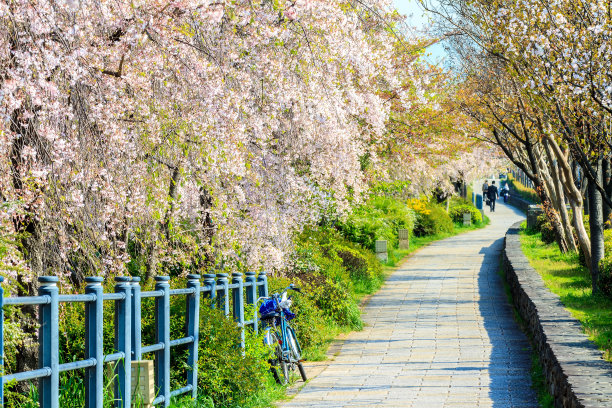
xmin=0 ymin=271 xmax=269 ymax=408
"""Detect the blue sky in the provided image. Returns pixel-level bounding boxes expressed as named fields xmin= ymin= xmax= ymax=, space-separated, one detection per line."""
xmin=393 ymin=0 xmax=447 ymax=64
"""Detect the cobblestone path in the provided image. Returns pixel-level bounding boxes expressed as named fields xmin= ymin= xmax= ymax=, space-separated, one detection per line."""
xmin=281 ymin=201 xmax=539 ymax=407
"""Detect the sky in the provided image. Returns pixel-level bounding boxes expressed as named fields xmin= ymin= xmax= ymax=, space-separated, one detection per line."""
xmin=393 ymin=0 xmax=448 ymax=64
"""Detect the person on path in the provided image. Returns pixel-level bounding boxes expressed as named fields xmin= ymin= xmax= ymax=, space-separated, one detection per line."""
xmin=482 ymin=180 xmax=489 ymax=201
xmin=502 ymin=183 xmax=510 ymax=202
xmin=488 ymin=181 xmax=499 ymax=212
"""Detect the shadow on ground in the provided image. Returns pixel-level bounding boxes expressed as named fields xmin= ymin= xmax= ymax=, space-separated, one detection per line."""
xmin=478 ymin=234 xmax=537 ymax=407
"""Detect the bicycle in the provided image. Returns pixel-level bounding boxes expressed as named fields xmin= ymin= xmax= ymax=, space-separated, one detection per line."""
xmin=258 ymin=284 xmax=307 ymax=385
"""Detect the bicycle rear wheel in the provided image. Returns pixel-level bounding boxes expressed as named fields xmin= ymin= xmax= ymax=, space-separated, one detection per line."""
xmin=267 ymin=330 xmax=287 ymax=385
xmin=270 ymin=365 xmax=282 ymax=384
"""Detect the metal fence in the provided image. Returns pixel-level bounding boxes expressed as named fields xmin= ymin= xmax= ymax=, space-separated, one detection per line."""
xmin=0 ymin=271 xmax=269 ymax=408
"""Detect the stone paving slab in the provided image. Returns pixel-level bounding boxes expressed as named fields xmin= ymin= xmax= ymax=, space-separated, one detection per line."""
xmin=280 ymin=201 xmax=538 ymax=408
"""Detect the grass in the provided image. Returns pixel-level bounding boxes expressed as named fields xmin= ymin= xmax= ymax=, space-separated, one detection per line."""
xmin=530 ymin=353 xmax=554 ymax=408
xmin=520 ymin=227 xmax=612 ymax=361
xmin=169 ymin=376 xmax=286 ymax=408
xmin=300 ymin=324 xmax=343 ymax=362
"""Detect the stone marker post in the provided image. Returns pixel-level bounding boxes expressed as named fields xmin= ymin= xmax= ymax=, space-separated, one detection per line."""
xmin=463 ymin=213 xmax=471 ymax=226
xmin=398 ymin=229 xmax=410 ymax=250
xmin=131 ymin=360 xmax=155 ymax=407
xmin=375 ymin=240 xmax=388 ymax=262
xmin=527 ymin=205 xmax=543 ymax=230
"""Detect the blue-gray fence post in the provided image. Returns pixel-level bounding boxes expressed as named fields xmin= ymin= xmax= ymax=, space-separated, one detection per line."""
xmin=85 ymin=277 xmax=104 ymax=408
xmin=38 ymin=276 xmax=59 ymax=408
xmin=257 ymin=271 xmax=268 ymax=298
xmin=0 ymin=276 xmax=4 ymax=407
xmin=131 ymin=277 xmax=142 ymax=361
xmin=185 ymin=274 xmax=200 ymax=399
xmin=216 ymin=273 xmax=229 ymax=316
xmin=154 ymin=276 xmax=171 ymax=407
xmin=114 ymin=276 xmax=132 ymax=408
xmin=231 ymin=273 xmax=245 ymax=348
xmin=203 ymin=274 xmax=216 ymax=307
xmin=245 ymin=272 xmax=257 ymax=334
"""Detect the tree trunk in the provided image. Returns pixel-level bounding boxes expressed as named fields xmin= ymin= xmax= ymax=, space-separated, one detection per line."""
xmin=604 ymin=157 xmax=612 ymax=229
xmin=9 ymin=105 xmax=43 ymax=388
xmin=543 ymin=139 xmax=577 ymax=251
xmin=583 ymin=177 xmax=590 ymax=216
xmin=163 ymin=166 xmax=182 ymax=240
xmin=572 ymin=201 xmax=592 ymax=269
xmin=588 ymin=157 xmax=604 ymax=293
xmin=199 ymin=187 xmax=216 ymax=271
xmin=544 ymin=135 xmax=590 ymax=266
xmin=555 ymin=180 xmax=576 ymax=252
xmin=524 ymin=136 xmax=569 ymax=252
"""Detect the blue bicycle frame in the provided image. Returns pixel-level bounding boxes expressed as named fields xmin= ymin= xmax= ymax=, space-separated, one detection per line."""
xmin=259 ymin=284 xmax=306 ymax=383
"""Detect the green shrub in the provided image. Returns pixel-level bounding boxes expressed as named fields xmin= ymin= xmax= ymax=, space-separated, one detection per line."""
xmin=286 ymin=249 xmax=360 ymax=329
xmin=507 ymin=173 xmax=541 ymax=203
xmin=540 ymin=221 xmax=556 ymax=245
xmin=277 ymin=225 xmax=386 ymax=355
xmin=196 ymin=304 xmax=270 ymax=407
xmin=310 ymin=275 xmax=362 ymax=329
xmin=412 ymin=202 xmax=454 ymax=237
xmin=294 ymin=227 xmax=384 ymax=292
xmin=605 ymin=230 xmax=612 ymax=254
xmin=578 ymin=243 xmax=588 ymax=267
xmin=598 ymin=258 xmax=612 ymax=299
xmin=449 ymin=204 xmax=482 ymax=224
xmin=339 ymin=196 xmax=416 ymax=250
xmin=535 ymin=214 xmax=548 ymax=233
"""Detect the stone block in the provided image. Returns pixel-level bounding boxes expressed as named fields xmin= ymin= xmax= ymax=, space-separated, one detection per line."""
xmin=526 ymin=205 xmax=543 ymax=230
xmin=375 ymin=240 xmax=387 ymax=262
xmin=131 ymin=360 xmax=155 ymax=407
xmin=463 ymin=213 xmax=471 ymax=226
xmin=398 ymin=229 xmax=409 ymax=250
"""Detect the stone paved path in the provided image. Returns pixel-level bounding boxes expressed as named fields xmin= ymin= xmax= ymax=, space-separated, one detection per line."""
xmin=281 ymin=201 xmax=539 ymax=407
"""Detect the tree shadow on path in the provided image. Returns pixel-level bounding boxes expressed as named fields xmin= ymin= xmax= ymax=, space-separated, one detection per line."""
xmin=477 ymin=237 xmax=538 ymax=407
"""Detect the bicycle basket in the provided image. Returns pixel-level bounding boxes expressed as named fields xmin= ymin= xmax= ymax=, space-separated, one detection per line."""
xmin=283 ymin=308 xmax=296 ymax=321
xmin=259 ymin=298 xmax=279 ymax=319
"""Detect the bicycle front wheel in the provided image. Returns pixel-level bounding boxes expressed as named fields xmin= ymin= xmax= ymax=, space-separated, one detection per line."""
xmin=286 ymin=325 xmax=302 ymax=362
xmin=297 ymin=361 xmax=307 ymax=382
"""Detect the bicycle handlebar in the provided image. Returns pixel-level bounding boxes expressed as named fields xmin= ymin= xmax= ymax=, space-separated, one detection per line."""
xmin=256 ymin=284 xmax=304 ymax=304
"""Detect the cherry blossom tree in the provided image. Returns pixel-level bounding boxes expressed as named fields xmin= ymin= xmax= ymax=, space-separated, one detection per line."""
xmin=1 ymin=0 xmax=497 ymax=295
xmin=420 ymin=0 xmax=612 ymax=291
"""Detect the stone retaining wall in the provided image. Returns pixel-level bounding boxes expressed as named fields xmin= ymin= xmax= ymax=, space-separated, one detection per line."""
xmin=504 ymin=222 xmax=612 ymax=408
xmin=507 ymin=192 xmax=532 ymax=213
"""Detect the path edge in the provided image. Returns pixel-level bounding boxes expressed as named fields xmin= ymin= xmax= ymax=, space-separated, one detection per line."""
xmin=504 ymin=222 xmax=612 ymax=408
